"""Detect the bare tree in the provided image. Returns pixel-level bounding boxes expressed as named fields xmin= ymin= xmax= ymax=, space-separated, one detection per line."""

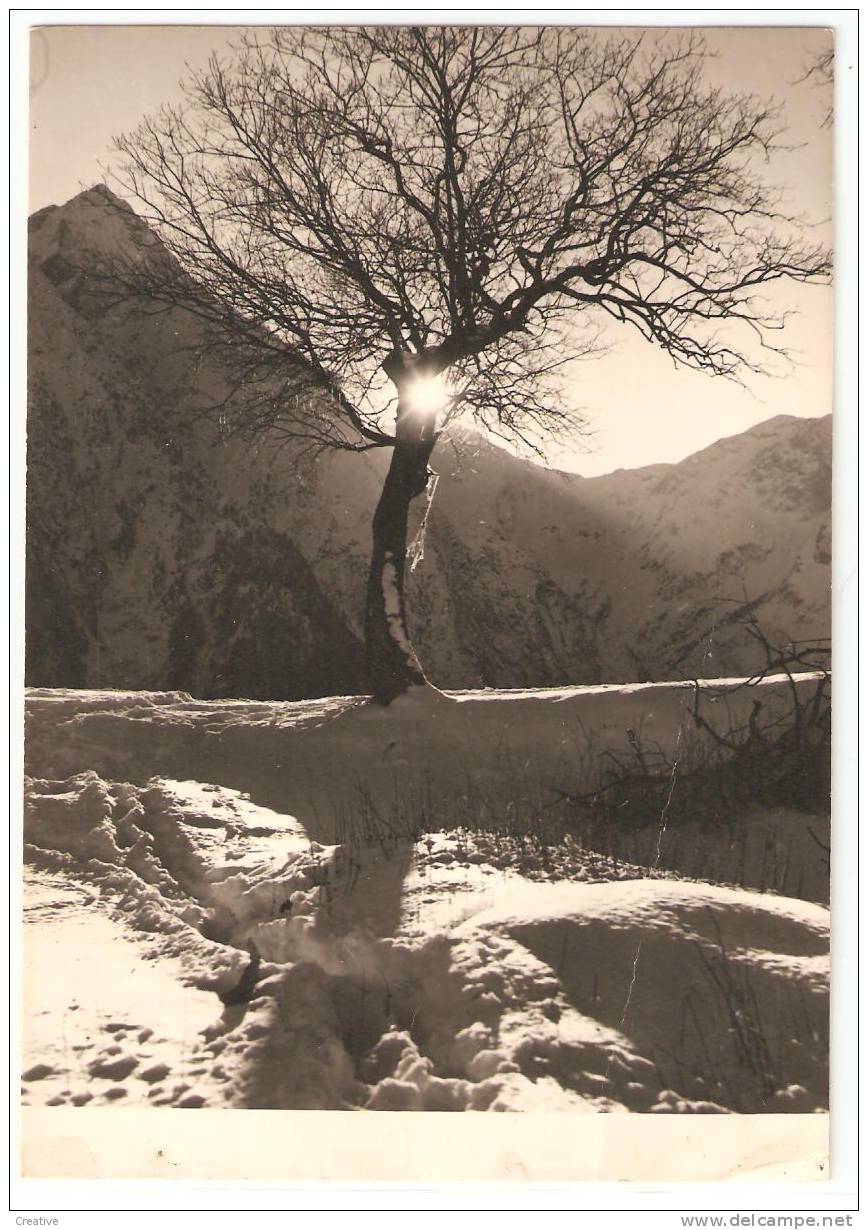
xmin=102 ymin=26 xmax=831 ymax=703
xmin=799 ymin=45 xmax=834 ymax=126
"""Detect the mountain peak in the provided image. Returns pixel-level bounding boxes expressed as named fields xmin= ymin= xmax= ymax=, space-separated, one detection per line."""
xmin=72 ymin=183 xmax=133 ymax=211
xmin=29 ymin=183 xmax=158 ymax=277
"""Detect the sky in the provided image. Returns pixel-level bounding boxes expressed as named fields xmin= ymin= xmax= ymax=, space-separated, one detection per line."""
xmin=27 ymin=22 xmax=834 ymax=476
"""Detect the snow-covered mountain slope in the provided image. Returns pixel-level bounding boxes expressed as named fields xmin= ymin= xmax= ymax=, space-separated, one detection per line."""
xmin=22 ymin=684 xmax=829 ymax=1114
xmin=415 ymin=413 xmax=831 ymax=686
xmin=26 ymin=187 xmax=831 ymax=698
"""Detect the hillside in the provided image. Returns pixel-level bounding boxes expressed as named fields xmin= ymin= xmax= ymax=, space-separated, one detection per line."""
xmin=25 ymin=187 xmax=832 ymax=698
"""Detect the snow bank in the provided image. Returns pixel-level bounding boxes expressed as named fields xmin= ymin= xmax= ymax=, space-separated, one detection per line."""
xmin=462 ymin=879 xmax=828 ymax=1112
xmin=25 ymin=675 xmax=826 ymax=837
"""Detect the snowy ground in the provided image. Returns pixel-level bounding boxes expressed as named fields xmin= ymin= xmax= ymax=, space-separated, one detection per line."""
xmin=21 ymin=679 xmax=829 ymax=1114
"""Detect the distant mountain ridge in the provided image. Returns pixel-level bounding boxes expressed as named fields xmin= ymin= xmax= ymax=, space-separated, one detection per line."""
xmin=25 ymin=187 xmax=831 ymax=698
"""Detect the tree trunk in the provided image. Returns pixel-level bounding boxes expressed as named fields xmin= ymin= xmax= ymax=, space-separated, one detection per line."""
xmin=364 ymin=415 xmax=436 ymax=704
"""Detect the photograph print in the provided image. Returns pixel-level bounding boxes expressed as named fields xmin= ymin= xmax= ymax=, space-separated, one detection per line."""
xmin=21 ymin=19 xmax=833 ymax=1170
